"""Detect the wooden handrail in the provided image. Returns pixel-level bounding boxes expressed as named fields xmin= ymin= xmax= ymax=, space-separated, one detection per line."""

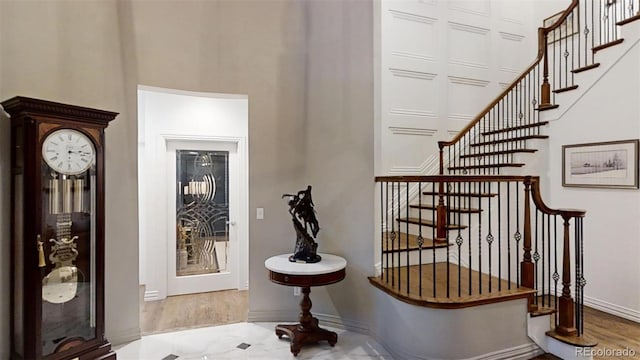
xmin=527 ymin=176 xmax=586 ymax=218
xmin=439 ymin=0 xmax=579 ymax=148
xmin=375 ymin=175 xmax=535 ymax=183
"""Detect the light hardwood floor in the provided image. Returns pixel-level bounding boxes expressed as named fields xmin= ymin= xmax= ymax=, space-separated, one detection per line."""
xmin=140 ymin=288 xmax=248 ymax=335
xmin=532 ymin=306 xmax=640 ymax=360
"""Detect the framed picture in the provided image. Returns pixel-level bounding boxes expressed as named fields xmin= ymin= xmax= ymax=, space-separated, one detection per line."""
xmin=544 ymin=11 xmax=577 ymax=43
xmin=563 ymin=139 xmax=639 ymax=189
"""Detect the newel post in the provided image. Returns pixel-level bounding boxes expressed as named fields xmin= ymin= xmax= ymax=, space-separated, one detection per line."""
xmin=557 ymin=214 xmax=577 ymax=336
xmin=521 ymin=177 xmax=536 ymax=312
xmin=540 ymin=27 xmax=551 ymax=108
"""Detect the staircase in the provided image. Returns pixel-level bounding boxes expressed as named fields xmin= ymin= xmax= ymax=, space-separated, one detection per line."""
xmin=371 ymin=1 xmax=640 ymax=359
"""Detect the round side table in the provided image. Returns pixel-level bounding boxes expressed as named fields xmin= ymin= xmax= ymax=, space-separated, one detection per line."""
xmin=265 ymin=253 xmax=347 ymax=356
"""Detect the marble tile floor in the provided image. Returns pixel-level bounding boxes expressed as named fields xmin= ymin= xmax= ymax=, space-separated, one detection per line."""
xmin=115 ymin=322 xmax=393 ymax=360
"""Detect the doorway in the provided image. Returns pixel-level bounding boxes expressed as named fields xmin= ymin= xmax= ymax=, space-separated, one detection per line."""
xmin=137 ymin=86 xmax=249 ymax=333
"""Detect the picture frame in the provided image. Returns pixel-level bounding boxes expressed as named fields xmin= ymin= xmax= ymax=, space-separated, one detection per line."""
xmin=562 ymin=139 xmax=639 ymax=189
xmin=544 ymin=10 xmax=578 ymax=44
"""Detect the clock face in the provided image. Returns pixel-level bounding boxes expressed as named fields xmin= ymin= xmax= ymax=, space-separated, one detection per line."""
xmin=42 ymin=129 xmax=96 ymax=175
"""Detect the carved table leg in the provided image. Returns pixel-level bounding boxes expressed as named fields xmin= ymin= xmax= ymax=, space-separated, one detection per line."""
xmin=275 ymin=286 xmax=338 ymax=356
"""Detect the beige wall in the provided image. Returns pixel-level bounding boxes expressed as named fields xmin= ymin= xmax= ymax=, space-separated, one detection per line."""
xmin=0 ymin=0 xmax=374 ymax=354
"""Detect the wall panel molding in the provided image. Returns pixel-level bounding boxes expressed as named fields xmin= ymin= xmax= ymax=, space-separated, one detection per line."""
xmin=389 ymin=108 xmax=437 ymax=118
xmin=389 ymin=68 xmax=437 ymax=80
xmin=389 ymin=9 xmax=437 ymax=24
xmin=499 ymin=31 xmax=525 ymax=42
xmin=448 ymin=76 xmax=490 ymax=87
xmin=388 ymin=126 xmax=438 ymax=136
xmin=448 ymin=21 xmax=489 ymax=35
xmin=448 ymin=1 xmax=490 ymax=17
xmin=391 ymin=50 xmax=436 ymax=62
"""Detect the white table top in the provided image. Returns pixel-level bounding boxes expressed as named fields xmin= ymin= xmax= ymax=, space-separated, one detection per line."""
xmin=265 ymin=253 xmax=347 ymax=275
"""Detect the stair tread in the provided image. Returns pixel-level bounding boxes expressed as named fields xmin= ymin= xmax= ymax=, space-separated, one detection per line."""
xmin=397 ymin=217 xmax=467 ymax=230
xmin=448 ymin=163 xmax=525 ymax=170
xmin=572 ymin=63 xmax=600 ymax=73
xmin=593 ymin=38 xmax=624 ymax=53
xmin=536 ymin=104 xmax=559 ymax=111
xmin=422 ymin=191 xmax=497 ymax=197
xmin=482 ymin=121 xmax=549 ymax=136
xmin=409 ymin=204 xmax=481 ymax=213
xmin=471 ymin=135 xmax=548 ymax=147
xmin=553 ymin=85 xmax=578 ymax=93
xmin=381 ymin=232 xmax=450 ymax=252
xmin=460 ymin=149 xmax=537 ymax=158
xmin=368 ymin=262 xmax=536 ymax=309
xmin=618 ymin=14 xmax=640 ymax=26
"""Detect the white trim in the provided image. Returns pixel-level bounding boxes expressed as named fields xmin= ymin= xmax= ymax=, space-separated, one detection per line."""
xmin=376 ymin=337 xmax=541 ymax=360
xmin=138 ymin=85 xmax=247 ymax=100
xmin=584 ymin=296 xmax=640 ymax=323
xmin=388 ymin=9 xmax=437 ymax=24
xmin=143 ymin=290 xmax=160 ymax=302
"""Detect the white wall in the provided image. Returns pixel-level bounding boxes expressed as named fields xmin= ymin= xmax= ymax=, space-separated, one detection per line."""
xmin=377 ymin=0 xmax=540 ymax=176
xmin=0 ymin=0 xmax=139 ymax=351
xmin=546 ymin=40 xmax=640 ymax=321
xmin=138 ymin=87 xmax=248 ymax=300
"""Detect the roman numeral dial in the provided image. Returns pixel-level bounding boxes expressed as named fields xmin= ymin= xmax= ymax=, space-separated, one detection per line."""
xmin=42 ymin=129 xmax=95 ymax=175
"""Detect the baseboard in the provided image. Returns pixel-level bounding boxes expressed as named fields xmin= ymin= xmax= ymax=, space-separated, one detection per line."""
xmin=375 ymin=339 xmax=541 ymax=360
xmin=584 ymin=296 xmax=640 ymax=323
xmin=247 ymin=310 xmax=370 ymax=335
xmin=107 ymin=326 xmax=141 ymax=346
xmin=465 ymin=343 xmax=543 ymax=360
xmin=143 ymin=290 xmax=160 ymax=302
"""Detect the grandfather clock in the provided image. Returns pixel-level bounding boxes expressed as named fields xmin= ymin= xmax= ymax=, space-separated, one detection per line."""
xmin=2 ymin=96 xmax=117 ymax=360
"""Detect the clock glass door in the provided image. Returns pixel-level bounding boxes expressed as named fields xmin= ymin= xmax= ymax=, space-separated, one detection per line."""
xmin=40 ymin=129 xmax=97 ymax=355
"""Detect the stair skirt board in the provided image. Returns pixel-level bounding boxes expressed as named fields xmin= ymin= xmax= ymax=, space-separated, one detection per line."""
xmin=371 ymin=291 xmax=541 ymax=360
xmin=369 ymin=262 xmax=535 ymax=308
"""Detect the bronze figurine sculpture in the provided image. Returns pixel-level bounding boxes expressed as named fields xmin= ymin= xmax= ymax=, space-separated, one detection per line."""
xmin=282 ymin=185 xmax=321 ymax=263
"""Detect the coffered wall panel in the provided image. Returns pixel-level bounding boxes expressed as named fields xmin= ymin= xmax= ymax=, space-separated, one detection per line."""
xmin=377 ymin=0 xmax=537 ymax=175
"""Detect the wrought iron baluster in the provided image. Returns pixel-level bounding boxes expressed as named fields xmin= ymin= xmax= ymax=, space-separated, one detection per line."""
xmin=406 ymin=181 xmax=410 ymax=295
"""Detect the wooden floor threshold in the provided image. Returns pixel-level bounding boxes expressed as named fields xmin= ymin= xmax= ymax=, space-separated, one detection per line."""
xmin=593 ymin=38 xmax=624 ymax=53
xmin=553 ymin=85 xmax=578 ymax=94
xmin=572 ymin=63 xmax=600 ymax=73
xmin=618 ymin=14 xmax=640 ymax=26
xmin=369 ymin=262 xmax=536 ymax=309
xmin=382 ymin=232 xmax=450 ymax=252
xmin=482 ymin=121 xmax=549 ymax=136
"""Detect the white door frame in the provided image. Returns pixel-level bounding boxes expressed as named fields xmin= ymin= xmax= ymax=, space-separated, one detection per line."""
xmin=160 ymin=134 xmax=249 ymax=296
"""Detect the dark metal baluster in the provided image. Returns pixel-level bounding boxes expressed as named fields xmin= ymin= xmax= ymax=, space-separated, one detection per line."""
xmin=396 ymin=182 xmax=401 ymax=290
xmin=446 ymin=184 xmax=450 ymax=298
xmin=418 ymin=182 xmax=423 ymax=297
xmin=507 ymin=181 xmax=511 ymax=289
xmin=468 ymin=181 xmax=472 ymax=295
xmin=554 ymin=214 xmax=559 ymax=327
xmin=478 ymin=182 xmax=482 ymax=294
xmin=406 ymin=181 xmax=410 ymax=295
xmin=432 ymin=190 xmax=437 ymax=297
xmin=535 ymin=209 xmax=539 ymax=305
xmin=391 ymin=181 xmax=395 ymax=287
xmin=574 ymin=217 xmax=580 ymax=335
xmin=456 ymin=181 xmax=463 ymax=298
xmin=547 ymin=213 xmax=552 ymax=307
xmin=487 ymin=181 xmax=493 ymax=292
xmin=381 ymin=182 xmax=385 ymax=281
xmin=498 ymin=181 xmax=502 ymax=291
xmin=579 ymin=217 xmax=585 ymax=335
xmin=516 ymin=181 xmax=521 ymax=287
